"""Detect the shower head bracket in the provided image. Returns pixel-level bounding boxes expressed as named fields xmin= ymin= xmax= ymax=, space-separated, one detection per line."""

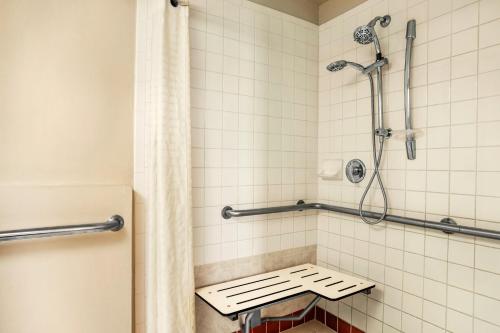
xmin=367 ymin=15 xmax=391 ymax=28
xmin=375 ymin=127 xmax=392 ymax=138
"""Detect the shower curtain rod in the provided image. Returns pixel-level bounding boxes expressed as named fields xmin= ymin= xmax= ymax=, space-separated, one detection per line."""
xmin=221 ymin=201 xmax=500 ymax=241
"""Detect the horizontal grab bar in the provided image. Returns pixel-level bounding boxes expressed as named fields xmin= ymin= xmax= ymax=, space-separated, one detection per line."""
xmin=222 ymin=201 xmax=500 ymax=241
xmin=0 ymin=215 xmax=124 ymax=242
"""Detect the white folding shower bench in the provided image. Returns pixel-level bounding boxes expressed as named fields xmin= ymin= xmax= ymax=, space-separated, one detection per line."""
xmin=196 ymin=263 xmax=375 ymax=333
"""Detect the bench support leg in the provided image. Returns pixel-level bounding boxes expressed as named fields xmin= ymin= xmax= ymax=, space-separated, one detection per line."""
xmin=240 ymin=310 xmax=261 ymax=333
xmin=239 ymin=296 xmax=322 ymax=332
xmin=261 ymin=295 xmax=321 ymax=324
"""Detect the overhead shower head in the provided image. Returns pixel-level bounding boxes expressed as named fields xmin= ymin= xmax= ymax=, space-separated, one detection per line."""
xmin=353 ymin=15 xmax=391 ymax=56
xmin=326 ymin=60 xmax=365 ymax=73
xmin=353 ymin=25 xmax=375 ymax=45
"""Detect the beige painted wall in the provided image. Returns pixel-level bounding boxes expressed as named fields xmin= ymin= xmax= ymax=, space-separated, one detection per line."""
xmin=0 ymin=1 xmax=135 ymax=332
xmin=0 ymin=0 xmax=135 ymax=186
xmin=0 ymin=185 xmax=133 ymax=333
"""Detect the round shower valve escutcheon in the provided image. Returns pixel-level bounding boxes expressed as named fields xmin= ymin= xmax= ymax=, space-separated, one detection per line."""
xmin=346 ymin=159 xmax=366 ymax=183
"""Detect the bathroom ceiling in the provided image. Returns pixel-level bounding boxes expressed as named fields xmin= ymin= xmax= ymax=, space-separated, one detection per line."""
xmin=248 ymin=0 xmax=367 ymax=25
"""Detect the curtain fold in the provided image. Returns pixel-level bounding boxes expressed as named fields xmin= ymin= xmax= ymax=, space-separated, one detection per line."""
xmin=145 ymin=1 xmax=195 ymax=332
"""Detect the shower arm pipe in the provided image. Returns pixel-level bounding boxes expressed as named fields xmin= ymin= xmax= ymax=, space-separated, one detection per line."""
xmin=366 ymin=15 xmax=391 ymax=58
xmin=404 ymin=19 xmax=416 ymax=160
xmin=367 ymin=16 xmax=388 ymax=28
xmin=372 ymin=34 xmax=382 ymax=56
xmin=221 ymin=201 xmax=500 ymax=241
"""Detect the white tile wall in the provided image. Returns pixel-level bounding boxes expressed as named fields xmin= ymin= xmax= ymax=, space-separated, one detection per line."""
xmin=316 ymin=0 xmax=500 ymax=332
xmin=187 ymin=0 xmax=319 ymax=266
xmin=135 ymin=0 xmax=318 ymax=331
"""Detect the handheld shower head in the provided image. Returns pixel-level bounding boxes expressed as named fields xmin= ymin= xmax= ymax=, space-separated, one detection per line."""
xmin=326 ymin=60 xmax=347 ymax=72
xmin=327 ymin=60 xmax=365 ymax=73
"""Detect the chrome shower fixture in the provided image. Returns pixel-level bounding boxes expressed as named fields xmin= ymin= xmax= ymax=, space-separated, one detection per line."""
xmin=367 ymin=15 xmax=391 ymax=28
xmin=404 ymin=20 xmax=417 ymax=160
xmin=326 ymin=60 xmax=347 ymax=72
xmin=326 ymin=60 xmax=365 ymax=73
xmin=354 ymin=15 xmax=391 ymax=138
xmin=327 ymin=59 xmax=388 ymax=76
xmin=363 ymin=58 xmax=388 ymax=74
xmin=346 ymin=159 xmax=366 ymax=183
xmin=326 ymin=14 xmax=392 ymax=226
xmin=354 ymin=15 xmax=391 ymax=58
xmin=353 ymin=26 xmax=376 ymax=45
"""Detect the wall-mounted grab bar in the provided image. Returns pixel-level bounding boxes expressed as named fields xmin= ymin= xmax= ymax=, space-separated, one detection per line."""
xmin=0 ymin=215 xmax=124 ymax=242
xmin=222 ymin=201 xmax=500 ymax=241
xmin=404 ymin=19 xmax=416 ymax=160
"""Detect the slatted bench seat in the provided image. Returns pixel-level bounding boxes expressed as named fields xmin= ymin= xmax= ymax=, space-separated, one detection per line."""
xmin=195 ymin=264 xmax=375 ymax=333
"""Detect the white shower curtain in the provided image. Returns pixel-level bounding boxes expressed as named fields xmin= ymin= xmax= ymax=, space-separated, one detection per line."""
xmin=145 ymin=1 xmax=195 ymax=332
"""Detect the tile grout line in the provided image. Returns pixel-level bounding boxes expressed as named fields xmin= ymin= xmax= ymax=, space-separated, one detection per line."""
xmin=472 ymin=0 xmax=481 ymax=328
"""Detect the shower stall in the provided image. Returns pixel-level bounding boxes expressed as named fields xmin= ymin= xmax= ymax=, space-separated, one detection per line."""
xmin=141 ymin=0 xmax=500 ymax=332
xmin=4 ymin=0 xmax=500 ymax=332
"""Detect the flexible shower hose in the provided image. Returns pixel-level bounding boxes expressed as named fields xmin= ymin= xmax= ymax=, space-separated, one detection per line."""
xmin=359 ymin=73 xmax=388 ymax=225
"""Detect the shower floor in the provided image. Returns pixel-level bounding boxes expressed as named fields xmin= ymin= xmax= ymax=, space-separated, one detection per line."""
xmin=286 ymin=320 xmax=335 ymax=333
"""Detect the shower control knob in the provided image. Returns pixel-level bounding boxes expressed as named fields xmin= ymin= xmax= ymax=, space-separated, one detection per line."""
xmin=346 ymin=159 xmax=366 ymax=183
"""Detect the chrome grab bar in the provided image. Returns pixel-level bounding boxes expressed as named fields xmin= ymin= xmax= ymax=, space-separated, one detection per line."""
xmin=222 ymin=201 xmax=500 ymax=241
xmin=404 ymin=19 xmax=416 ymax=160
xmin=0 ymin=215 xmax=124 ymax=242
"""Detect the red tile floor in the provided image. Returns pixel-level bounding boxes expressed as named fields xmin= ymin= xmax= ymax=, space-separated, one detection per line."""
xmin=233 ymin=306 xmax=364 ymax=333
